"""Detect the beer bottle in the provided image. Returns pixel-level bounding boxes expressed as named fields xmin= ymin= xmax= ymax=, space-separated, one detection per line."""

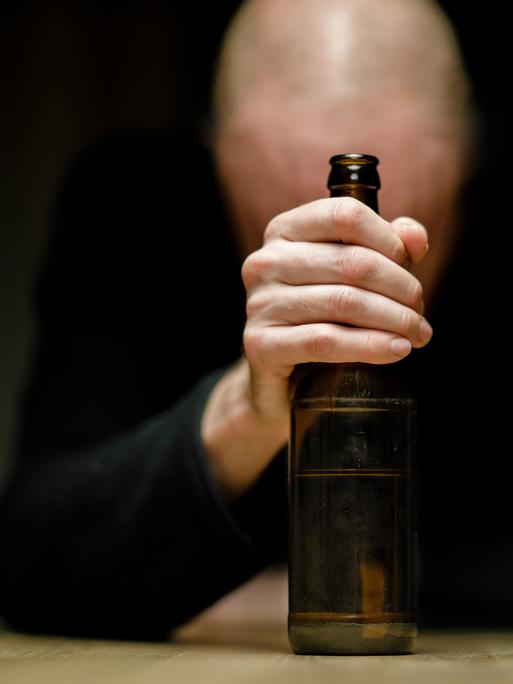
xmin=288 ymin=154 xmax=417 ymax=655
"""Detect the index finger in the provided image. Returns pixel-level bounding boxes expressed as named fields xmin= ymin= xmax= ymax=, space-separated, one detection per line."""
xmin=265 ymin=197 xmax=408 ymax=266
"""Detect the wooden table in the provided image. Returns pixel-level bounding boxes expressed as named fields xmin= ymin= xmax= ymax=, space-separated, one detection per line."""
xmin=1 ymin=568 xmax=512 ymax=683
xmin=2 ymin=627 xmax=513 ymax=683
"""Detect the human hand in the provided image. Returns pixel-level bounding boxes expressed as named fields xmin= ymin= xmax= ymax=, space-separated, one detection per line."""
xmin=241 ymin=197 xmax=431 ymax=423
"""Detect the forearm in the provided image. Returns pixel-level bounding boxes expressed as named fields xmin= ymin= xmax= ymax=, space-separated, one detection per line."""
xmin=0 ymin=369 xmax=272 ymax=640
xmin=201 ymin=356 xmax=289 ymax=503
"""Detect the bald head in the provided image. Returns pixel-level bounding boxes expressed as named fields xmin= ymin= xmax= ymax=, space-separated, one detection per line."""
xmin=212 ymin=0 xmax=472 ymax=302
xmin=214 ymin=0 xmax=470 ymax=141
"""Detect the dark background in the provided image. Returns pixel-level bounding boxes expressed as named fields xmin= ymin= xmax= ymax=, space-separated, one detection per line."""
xmin=0 ymin=1 xmax=509 ymax=480
xmin=0 ymin=0 xmax=241 ymax=481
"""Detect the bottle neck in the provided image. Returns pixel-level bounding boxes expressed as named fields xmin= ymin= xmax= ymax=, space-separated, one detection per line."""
xmin=330 ymin=186 xmax=379 ymax=214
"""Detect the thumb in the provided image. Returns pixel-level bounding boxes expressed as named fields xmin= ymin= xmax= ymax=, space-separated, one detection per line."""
xmin=391 ymin=217 xmax=429 ymax=264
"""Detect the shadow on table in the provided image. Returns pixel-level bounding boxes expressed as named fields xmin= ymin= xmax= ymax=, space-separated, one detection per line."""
xmin=171 ymin=621 xmax=291 ymax=654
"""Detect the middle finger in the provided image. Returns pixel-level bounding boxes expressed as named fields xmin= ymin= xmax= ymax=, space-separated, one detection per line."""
xmin=265 ymin=240 xmax=424 ymax=313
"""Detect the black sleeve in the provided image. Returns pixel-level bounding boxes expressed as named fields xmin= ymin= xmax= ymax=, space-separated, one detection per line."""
xmin=0 ymin=130 xmax=287 ymax=641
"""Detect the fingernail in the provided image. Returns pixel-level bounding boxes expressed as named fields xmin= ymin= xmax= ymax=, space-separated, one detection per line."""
xmin=391 ymin=338 xmax=412 ymax=357
xmin=418 ymin=319 xmax=433 ymax=343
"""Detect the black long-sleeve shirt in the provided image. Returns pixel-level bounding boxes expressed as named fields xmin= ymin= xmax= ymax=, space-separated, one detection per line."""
xmin=1 ymin=126 xmax=512 ymax=639
xmin=0 ymin=128 xmax=287 ymax=639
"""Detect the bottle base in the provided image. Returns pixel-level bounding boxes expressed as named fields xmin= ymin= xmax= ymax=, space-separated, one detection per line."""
xmin=289 ymin=617 xmax=417 ymax=655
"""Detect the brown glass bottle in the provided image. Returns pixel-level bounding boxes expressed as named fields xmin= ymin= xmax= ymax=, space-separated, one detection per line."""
xmin=288 ymin=154 xmax=417 ymax=655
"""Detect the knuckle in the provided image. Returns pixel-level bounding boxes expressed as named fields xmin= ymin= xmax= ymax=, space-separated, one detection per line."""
xmin=294 ymin=291 xmax=315 ymax=319
xmin=357 ymin=332 xmax=393 ymax=364
xmin=241 ymin=254 xmax=258 ymax=288
xmin=245 ymin=290 xmax=270 ymax=319
xmin=340 ymin=247 xmax=375 ymax=284
xmin=242 ymin=326 xmax=266 ymax=363
xmin=399 ymin=307 xmax=418 ymax=338
xmin=329 ymin=286 xmax=360 ymax=318
xmin=241 ymin=249 xmax=277 ymax=288
xmin=358 ymin=332 xmax=375 ymax=361
xmin=328 ymin=196 xmax=364 ymax=239
xmin=245 ymin=295 xmax=259 ymax=320
xmin=336 ymin=196 xmax=364 ymax=224
xmin=390 ymin=239 xmax=407 ymax=265
xmin=263 ymin=213 xmax=286 ymax=242
xmin=304 ymin=326 xmax=336 ymax=359
xmin=408 ymin=277 xmax=424 ymax=308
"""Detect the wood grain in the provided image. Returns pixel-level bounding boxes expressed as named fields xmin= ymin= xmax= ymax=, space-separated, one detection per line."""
xmin=1 ymin=568 xmax=512 ymax=683
xmin=1 ymin=628 xmax=513 ymax=683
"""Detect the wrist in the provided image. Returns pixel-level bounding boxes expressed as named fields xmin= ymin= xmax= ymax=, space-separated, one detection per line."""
xmin=201 ymin=357 xmax=289 ymax=502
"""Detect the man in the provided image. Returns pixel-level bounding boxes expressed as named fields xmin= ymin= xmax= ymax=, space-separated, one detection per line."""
xmin=1 ymin=0 xmax=496 ymax=640
xmin=205 ymin=0 xmax=469 ymax=501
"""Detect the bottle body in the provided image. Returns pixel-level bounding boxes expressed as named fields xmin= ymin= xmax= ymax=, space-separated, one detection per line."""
xmin=288 ymin=363 xmax=417 ymax=654
xmin=287 ymin=153 xmax=417 ymax=654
